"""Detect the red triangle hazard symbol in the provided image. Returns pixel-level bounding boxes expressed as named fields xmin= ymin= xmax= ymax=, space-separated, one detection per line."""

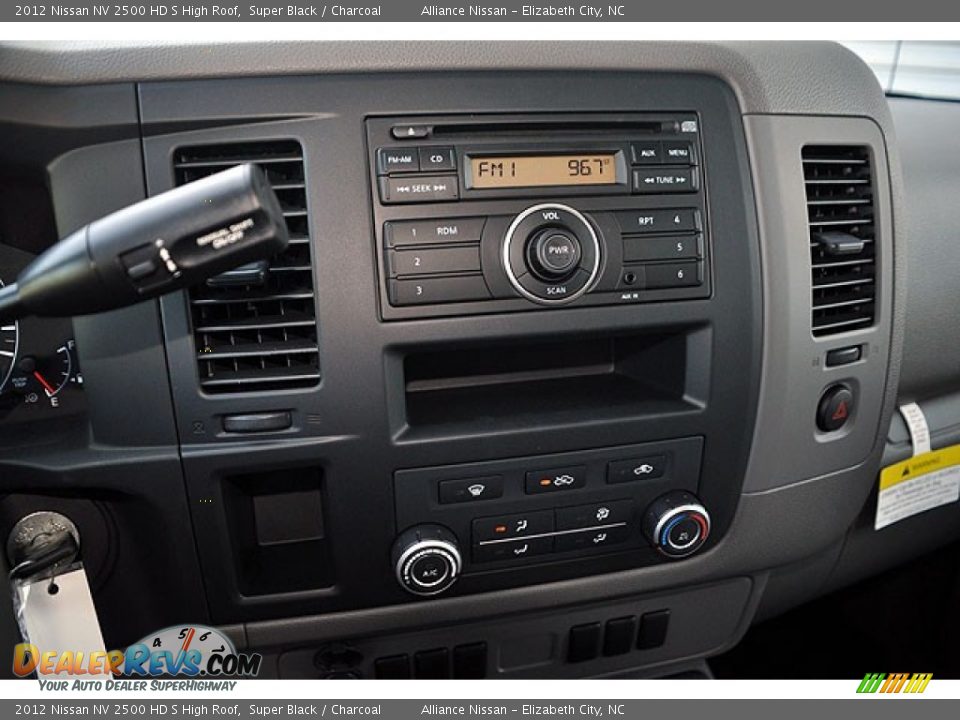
xmin=832 ymin=400 xmax=848 ymax=422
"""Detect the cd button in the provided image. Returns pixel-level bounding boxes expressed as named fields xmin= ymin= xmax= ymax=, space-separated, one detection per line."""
xmin=419 ymin=146 xmax=456 ymax=172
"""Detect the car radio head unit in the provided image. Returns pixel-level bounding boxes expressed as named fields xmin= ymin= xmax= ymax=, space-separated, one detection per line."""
xmin=366 ymin=113 xmax=710 ymax=319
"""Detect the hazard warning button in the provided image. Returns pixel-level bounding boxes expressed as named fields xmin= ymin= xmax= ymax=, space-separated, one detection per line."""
xmin=817 ymin=384 xmax=855 ymax=432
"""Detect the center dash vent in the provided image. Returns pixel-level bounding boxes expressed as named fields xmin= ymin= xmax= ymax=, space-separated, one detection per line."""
xmin=173 ymin=141 xmax=320 ymax=393
xmin=803 ymin=145 xmax=877 ymax=337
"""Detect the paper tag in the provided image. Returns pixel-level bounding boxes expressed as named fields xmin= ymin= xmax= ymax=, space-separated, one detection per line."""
xmin=899 ymin=402 xmax=931 ymax=456
xmin=875 ymin=444 xmax=960 ymax=530
xmin=13 ymin=566 xmax=106 ymax=676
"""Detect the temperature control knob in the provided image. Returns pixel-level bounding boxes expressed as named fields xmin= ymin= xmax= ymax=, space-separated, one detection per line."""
xmin=392 ymin=524 xmax=462 ymax=597
xmin=641 ymin=491 xmax=711 ymax=559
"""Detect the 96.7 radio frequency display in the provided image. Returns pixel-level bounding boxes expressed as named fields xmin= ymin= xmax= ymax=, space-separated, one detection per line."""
xmin=470 ymin=154 xmax=617 ymax=189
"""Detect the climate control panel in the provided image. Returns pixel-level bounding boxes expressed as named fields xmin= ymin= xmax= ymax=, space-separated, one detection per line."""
xmin=392 ymin=437 xmax=710 ymax=596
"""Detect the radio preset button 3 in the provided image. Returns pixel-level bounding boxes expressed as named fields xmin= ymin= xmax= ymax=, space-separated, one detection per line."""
xmin=389 ymin=275 xmax=491 ymax=305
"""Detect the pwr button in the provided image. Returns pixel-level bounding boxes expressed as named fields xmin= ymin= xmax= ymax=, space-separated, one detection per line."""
xmin=817 ymin=384 xmax=855 ymax=432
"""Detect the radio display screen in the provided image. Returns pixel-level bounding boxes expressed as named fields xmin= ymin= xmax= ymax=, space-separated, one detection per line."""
xmin=469 ymin=154 xmax=617 ymax=189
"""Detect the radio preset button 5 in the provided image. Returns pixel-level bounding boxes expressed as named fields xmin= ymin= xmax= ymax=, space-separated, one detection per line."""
xmin=623 ymin=235 xmax=702 ymax=263
xmin=385 ymin=217 xmax=486 ymax=247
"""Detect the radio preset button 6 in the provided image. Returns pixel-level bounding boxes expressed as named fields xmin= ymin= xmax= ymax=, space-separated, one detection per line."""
xmin=389 ymin=246 xmax=482 ymax=277
xmin=644 ymin=261 xmax=702 ymax=289
xmin=389 ymin=275 xmax=491 ymax=305
xmin=385 ymin=217 xmax=486 ymax=247
xmin=380 ymin=175 xmax=460 ymax=203
xmin=633 ymin=169 xmax=697 ymax=194
xmin=615 ymin=209 xmax=699 ymax=234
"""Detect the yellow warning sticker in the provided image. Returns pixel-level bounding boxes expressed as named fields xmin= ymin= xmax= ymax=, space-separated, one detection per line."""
xmin=876 ymin=444 xmax=960 ymax=530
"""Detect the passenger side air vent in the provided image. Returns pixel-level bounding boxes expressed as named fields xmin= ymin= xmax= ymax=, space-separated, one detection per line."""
xmin=173 ymin=141 xmax=319 ymax=393
xmin=803 ymin=145 xmax=876 ymax=337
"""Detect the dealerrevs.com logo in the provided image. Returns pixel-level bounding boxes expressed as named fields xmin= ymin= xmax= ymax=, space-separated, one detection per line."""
xmin=857 ymin=673 xmax=933 ymax=694
xmin=13 ymin=624 xmax=262 ymax=688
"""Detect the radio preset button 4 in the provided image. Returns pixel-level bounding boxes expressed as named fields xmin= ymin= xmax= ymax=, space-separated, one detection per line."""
xmin=615 ymin=209 xmax=699 ymax=234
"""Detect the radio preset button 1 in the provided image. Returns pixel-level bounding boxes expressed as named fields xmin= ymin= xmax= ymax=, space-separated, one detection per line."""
xmin=644 ymin=261 xmax=702 ymax=289
xmin=419 ymin=146 xmax=457 ymax=172
xmin=633 ymin=169 xmax=697 ymax=193
xmin=377 ymin=147 xmax=420 ymax=174
xmin=555 ymin=499 xmax=633 ymax=530
xmin=615 ymin=209 xmax=699 ymax=234
xmin=385 ymin=217 xmax=486 ymax=247
xmin=623 ymin=235 xmax=702 ymax=263
xmin=389 ymin=275 xmax=491 ymax=305
xmin=438 ymin=476 xmax=504 ymax=504
xmin=525 ymin=466 xmax=587 ymax=494
xmin=380 ymin=175 xmax=459 ymax=204
xmin=607 ymin=456 xmax=667 ymax=483
xmin=473 ymin=510 xmax=554 ymax=542
xmin=389 ymin=246 xmax=482 ymax=277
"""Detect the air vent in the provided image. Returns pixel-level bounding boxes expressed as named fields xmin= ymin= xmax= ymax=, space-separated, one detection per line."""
xmin=173 ymin=141 xmax=320 ymax=393
xmin=803 ymin=145 xmax=876 ymax=337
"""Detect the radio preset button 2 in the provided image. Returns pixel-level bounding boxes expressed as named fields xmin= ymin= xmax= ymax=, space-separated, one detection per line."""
xmin=389 ymin=246 xmax=482 ymax=277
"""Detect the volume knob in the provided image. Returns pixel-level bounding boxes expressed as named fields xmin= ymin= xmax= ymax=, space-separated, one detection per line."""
xmin=641 ymin=491 xmax=711 ymax=559
xmin=392 ymin=524 xmax=462 ymax=597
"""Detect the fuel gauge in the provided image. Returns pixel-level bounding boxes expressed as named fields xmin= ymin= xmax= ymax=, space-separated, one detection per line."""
xmin=11 ymin=340 xmax=80 ymax=408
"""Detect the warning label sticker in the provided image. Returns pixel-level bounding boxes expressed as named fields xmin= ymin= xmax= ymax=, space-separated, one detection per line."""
xmin=875 ymin=445 xmax=960 ymax=530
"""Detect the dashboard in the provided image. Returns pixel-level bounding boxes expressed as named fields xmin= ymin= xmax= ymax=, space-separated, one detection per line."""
xmin=1 ymin=40 xmax=958 ymax=680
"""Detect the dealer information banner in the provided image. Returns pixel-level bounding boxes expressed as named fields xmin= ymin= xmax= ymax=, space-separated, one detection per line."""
xmin=3 ymin=0 xmax=959 ymax=21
